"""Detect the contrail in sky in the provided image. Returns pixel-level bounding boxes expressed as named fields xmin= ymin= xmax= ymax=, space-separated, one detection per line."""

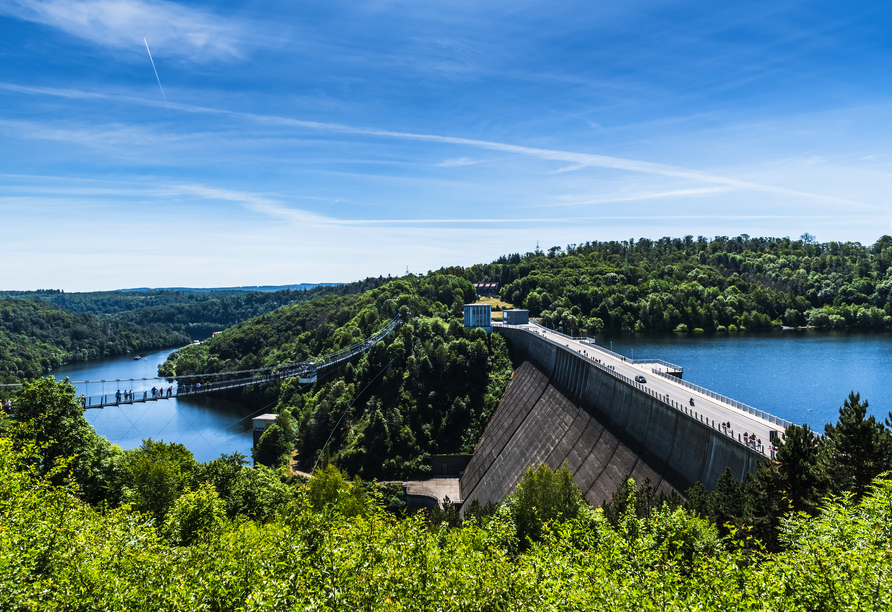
xmin=143 ymin=38 xmax=169 ymax=113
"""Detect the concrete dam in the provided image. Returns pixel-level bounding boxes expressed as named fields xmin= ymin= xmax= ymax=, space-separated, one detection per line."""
xmin=459 ymin=325 xmax=766 ymax=508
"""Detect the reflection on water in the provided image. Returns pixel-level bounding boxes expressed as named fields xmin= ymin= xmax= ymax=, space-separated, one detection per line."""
xmin=52 ymin=349 xmax=255 ymax=463
xmin=49 ymin=330 xmax=892 ymax=458
xmin=605 ymin=330 xmax=892 ymax=431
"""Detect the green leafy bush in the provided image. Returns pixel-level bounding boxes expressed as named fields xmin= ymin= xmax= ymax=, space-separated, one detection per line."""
xmin=163 ymin=482 xmax=226 ymax=545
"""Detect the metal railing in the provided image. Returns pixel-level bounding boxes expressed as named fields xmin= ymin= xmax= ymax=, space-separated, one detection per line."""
xmin=528 ymin=322 xmax=683 ymax=373
xmin=80 ymin=366 xmax=311 ymax=408
xmin=499 ymin=324 xmax=775 ymax=458
xmin=633 ymin=358 xmax=683 ymax=372
xmin=650 ymin=368 xmax=793 ymax=429
xmin=5 ymin=317 xmax=402 ymax=410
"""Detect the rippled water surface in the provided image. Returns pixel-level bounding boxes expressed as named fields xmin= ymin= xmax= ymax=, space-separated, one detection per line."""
xmin=605 ymin=330 xmax=892 ymax=431
xmin=50 ymin=330 xmax=892 ymax=459
xmin=52 ymin=349 xmax=255 ymax=462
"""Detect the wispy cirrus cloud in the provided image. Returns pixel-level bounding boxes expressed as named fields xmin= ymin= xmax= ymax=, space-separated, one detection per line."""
xmin=435 ymin=157 xmax=485 ymax=167
xmin=166 ymin=184 xmax=338 ymax=226
xmin=0 ymin=0 xmax=245 ymax=59
xmin=0 ymin=118 xmax=188 ymax=147
xmin=536 ymin=186 xmax=735 ymax=208
xmin=0 ymin=80 xmax=870 ymax=209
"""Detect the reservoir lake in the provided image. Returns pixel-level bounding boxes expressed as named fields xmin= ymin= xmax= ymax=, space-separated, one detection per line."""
xmin=51 ymin=330 xmax=892 ymax=462
xmin=52 ymin=348 xmax=255 ymax=463
xmin=607 ymin=330 xmax=892 ymax=432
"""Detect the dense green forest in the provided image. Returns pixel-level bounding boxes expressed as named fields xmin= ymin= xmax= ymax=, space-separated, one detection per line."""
xmin=0 ymin=278 xmax=394 ymax=394
xmin=1 ymin=277 xmax=390 ymax=338
xmin=4 ymin=233 xmax=892 ymax=608
xmin=1 ymin=376 xmax=891 ymax=610
xmin=161 ymin=275 xmax=513 ymax=479
xmin=446 ymin=234 xmax=892 ymax=333
xmin=157 ymin=233 xmax=892 ymax=479
xmin=0 ymin=288 xmax=260 ymax=314
xmin=0 ymin=298 xmax=189 ymax=390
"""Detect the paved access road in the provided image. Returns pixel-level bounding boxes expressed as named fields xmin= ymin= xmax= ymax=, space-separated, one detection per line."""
xmin=507 ymin=322 xmax=781 ymax=455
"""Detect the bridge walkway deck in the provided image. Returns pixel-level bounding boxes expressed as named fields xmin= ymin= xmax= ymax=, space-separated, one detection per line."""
xmin=66 ymin=317 xmax=402 ymax=410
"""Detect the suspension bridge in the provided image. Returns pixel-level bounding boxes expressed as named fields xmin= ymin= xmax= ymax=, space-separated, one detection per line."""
xmin=6 ymin=316 xmax=401 ymax=410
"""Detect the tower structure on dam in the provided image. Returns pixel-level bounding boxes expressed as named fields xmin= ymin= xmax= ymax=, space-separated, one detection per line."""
xmin=460 ymin=324 xmax=771 ymax=509
xmin=463 ymin=303 xmax=492 ymax=332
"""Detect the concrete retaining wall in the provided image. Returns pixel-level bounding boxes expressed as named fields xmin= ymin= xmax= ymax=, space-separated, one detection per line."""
xmin=459 ymin=327 xmax=761 ymax=508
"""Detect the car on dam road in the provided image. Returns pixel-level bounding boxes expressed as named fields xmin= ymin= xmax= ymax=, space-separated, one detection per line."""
xmin=634 ymin=375 xmax=647 ymax=383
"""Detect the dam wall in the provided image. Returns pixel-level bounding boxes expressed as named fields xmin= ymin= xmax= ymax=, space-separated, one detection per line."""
xmin=459 ymin=327 xmax=761 ymax=508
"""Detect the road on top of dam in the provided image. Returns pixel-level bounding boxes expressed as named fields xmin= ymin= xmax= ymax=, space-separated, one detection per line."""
xmin=502 ymin=322 xmax=783 ymax=454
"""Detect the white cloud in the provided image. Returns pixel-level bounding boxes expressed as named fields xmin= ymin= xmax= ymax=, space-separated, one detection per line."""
xmin=435 ymin=157 xmax=483 ymax=167
xmin=537 ymin=186 xmax=735 ymax=208
xmin=0 ymin=80 xmax=873 ymax=210
xmin=0 ymin=118 xmax=188 ymax=147
xmin=0 ymin=0 xmax=244 ymax=60
xmin=166 ymin=184 xmax=340 ymax=226
xmin=549 ymin=163 xmax=587 ymax=174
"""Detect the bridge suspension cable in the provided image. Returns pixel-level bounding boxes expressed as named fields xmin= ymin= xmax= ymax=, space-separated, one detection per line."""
xmin=1 ymin=316 xmax=402 ymax=410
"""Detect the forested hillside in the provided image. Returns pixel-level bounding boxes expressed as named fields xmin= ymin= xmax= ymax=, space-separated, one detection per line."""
xmin=1 ymin=277 xmax=390 ymax=338
xmin=156 ymin=233 xmax=892 ymax=478
xmin=0 ymin=298 xmax=189 ymax=389
xmin=451 ymin=234 xmax=892 ymax=334
xmin=0 ymin=288 xmax=256 ymax=314
xmin=161 ymin=275 xmax=513 ymax=479
xmin=2 ymin=376 xmax=891 ymax=611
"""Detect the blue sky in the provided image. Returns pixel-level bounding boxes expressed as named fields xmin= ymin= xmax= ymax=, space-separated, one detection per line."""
xmin=2 ymin=0 xmax=892 ymax=290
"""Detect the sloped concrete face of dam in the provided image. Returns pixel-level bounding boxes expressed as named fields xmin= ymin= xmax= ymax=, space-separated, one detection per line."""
xmin=459 ymin=328 xmax=761 ymax=508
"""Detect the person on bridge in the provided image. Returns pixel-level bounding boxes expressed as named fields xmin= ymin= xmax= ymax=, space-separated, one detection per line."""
xmin=151 ymin=386 xmax=157 ymax=398
xmin=167 ymin=386 xmax=173 ymax=397
xmin=115 ymin=390 xmax=121 ymax=404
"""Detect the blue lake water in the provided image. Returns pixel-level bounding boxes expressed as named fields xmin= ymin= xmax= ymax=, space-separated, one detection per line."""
xmin=50 ymin=331 xmax=892 ymax=461
xmin=51 ymin=349 xmax=255 ymax=463
xmin=605 ymin=330 xmax=892 ymax=431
